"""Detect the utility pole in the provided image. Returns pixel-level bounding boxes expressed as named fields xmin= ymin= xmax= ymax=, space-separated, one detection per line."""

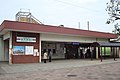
xmin=78 ymin=22 xmax=80 ymax=29
xmin=87 ymin=21 xmax=89 ymax=30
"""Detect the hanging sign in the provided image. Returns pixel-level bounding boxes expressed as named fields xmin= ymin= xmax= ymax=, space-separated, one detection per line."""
xmin=16 ymin=37 xmax=36 ymax=42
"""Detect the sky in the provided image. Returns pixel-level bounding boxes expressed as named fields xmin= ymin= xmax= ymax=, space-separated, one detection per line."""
xmin=0 ymin=0 xmax=115 ymax=33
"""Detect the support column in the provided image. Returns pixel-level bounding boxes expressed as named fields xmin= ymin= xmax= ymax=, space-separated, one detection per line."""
xmin=113 ymin=47 xmax=116 ymax=61
xmin=100 ymin=47 xmax=102 ymax=62
xmin=110 ymin=47 xmax=112 ymax=58
xmin=115 ymin=47 xmax=117 ymax=59
xmin=115 ymin=47 xmax=117 ymax=60
xmin=119 ymin=47 xmax=120 ymax=58
xmin=104 ymin=47 xmax=106 ymax=59
xmin=117 ymin=47 xmax=119 ymax=58
xmin=96 ymin=47 xmax=99 ymax=59
xmin=39 ymin=34 xmax=41 ymax=63
xmin=91 ymin=47 xmax=93 ymax=61
xmin=9 ymin=32 xmax=12 ymax=64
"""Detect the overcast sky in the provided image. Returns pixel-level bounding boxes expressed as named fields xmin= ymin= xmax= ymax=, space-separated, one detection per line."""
xmin=0 ymin=0 xmax=115 ymax=33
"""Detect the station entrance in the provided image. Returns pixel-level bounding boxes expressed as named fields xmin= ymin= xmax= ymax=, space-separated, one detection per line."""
xmin=41 ymin=41 xmax=96 ymax=60
xmin=65 ymin=43 xmax=96 ymax=59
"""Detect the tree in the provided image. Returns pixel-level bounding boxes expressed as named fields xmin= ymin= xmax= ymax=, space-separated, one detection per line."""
xmin=106 ymin=0 xmax=120 ymax=35
xmin=112 ymin=23 xmax=120 ymax=35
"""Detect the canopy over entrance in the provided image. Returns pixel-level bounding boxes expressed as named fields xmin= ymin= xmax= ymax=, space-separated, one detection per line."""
xmin=91 ymin=42 xmax=120 ymax=47
xmin=91 ymin=42 xmax=120 ymax=62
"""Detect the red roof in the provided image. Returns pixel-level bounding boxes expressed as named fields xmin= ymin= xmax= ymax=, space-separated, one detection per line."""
xmin=0 ymin=20 xmax=118 ymax=39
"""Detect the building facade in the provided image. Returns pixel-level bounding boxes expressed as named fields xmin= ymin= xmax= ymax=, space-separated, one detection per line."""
xmin=0 ymin=20 xmax=118 ymax=64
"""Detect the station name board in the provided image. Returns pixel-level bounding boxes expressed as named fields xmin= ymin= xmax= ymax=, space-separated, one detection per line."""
xmin=16 ymin=37 xmax=36 ymax=42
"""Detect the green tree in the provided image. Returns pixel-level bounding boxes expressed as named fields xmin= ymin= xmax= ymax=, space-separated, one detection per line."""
xmin=112 ymin=23 xmax=120 ymax=35
xmin=106 ymin=0 xmax=120 ymax=35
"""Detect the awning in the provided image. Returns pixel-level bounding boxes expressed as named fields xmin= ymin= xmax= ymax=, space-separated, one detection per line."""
xmin=91 ymin=42 xmax=120 ymax=47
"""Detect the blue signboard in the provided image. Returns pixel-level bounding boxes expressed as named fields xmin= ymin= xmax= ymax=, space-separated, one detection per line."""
xmin=13 ymin=46 xmax=25 ymax=55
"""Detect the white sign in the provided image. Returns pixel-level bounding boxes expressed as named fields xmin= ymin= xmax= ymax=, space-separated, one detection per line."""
xmin=17 ymin=37 xmax=36 ymax=42
xmin=25 ymin=46 xmax=34 ymax=55
xmin=34 ymin=49 xmax=39 ymax=56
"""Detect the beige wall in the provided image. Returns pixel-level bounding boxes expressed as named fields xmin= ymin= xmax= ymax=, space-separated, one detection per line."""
xmin=40 ymin=33 xmax=108 ymax=43
xmin=0 ymin=37 xmax=4 ymax=61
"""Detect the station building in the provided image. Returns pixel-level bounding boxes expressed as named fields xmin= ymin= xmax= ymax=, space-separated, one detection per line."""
xmin=0 ymin=11 xmax=119 ymax=64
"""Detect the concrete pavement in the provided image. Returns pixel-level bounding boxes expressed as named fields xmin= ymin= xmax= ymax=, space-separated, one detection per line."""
xmin=0 ymin=58 xmax=120 ymax=74
xmin=0 ymin=59 xmax=120 ymax=80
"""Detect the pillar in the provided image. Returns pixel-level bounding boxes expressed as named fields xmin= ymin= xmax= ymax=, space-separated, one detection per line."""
xmin=104 ymin=47 xmax=106 ymax=59
xmin=96 ymin=47 xmax=99 ymax=59
xmin=113 ymin=47 xmax=116 ymax=61
xmin=119 ymin=47 xmax=120 ymax=58
xmin=100 ymin=47 xmax=102 ymax=62
xmin=9 ymin=32 xmax=12 ymax=64
xmin=39 ymin=34 xmax=41 ymax=63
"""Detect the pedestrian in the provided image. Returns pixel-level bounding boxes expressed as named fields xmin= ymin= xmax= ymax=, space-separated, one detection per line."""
xmin=48 ymin=51 xmax=52 ymax=62
xmin=43 ymin=51 xmax=48 ymax=63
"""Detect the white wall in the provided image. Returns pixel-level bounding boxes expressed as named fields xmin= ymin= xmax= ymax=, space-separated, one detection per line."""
xmin=40 ymin=33 xmax=109 ymax=60
xmin=0 ymin=37 xmax=4 ymax=61
xmin=40 ymin=33 xmax=108 ymax=43
xmin=3 ymin=32 xmax=10 ymax=40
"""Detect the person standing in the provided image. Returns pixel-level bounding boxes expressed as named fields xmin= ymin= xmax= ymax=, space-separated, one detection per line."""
xmin=43 ymin=51 xmax=48 ymax=63
xmin=48 ymin=51 xmax=52 ymax=62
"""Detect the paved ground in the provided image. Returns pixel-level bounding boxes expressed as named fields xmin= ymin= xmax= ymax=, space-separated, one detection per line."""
xmin=0 ymin=59 xmax=120 ymax=80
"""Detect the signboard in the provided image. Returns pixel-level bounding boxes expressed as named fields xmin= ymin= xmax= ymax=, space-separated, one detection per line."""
xmin=34 ymin=49 xmax=39 ymax=56
xmin=72 ymin=42 xmax=80 ymax=45
xmin=16 ymin=37 xmax=36 ymax=42
xmin=25 ymin=46 xmax=34 ymax=55
xmin=13 ymin=46 xmax=25 ymax=55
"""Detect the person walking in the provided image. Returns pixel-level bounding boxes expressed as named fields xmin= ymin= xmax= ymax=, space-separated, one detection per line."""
xmin=43 ymin=51 xmax=48 ymax=63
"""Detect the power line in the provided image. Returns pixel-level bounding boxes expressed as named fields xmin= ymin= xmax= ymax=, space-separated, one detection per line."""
xmin=53 ymin=0 xmax=104 ymax=15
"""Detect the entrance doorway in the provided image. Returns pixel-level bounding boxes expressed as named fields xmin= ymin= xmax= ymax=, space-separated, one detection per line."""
xmin=65 ymin=44 xmax=79 ymax=59
xmin=41 ymin=41 xmax=65 ymax=60
xmin=41 ymin=41 xmax=96 ymax=60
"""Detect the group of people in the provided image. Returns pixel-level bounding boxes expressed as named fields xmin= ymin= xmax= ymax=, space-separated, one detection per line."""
xmin=43 ymin=51 xmax=52 ymax=63
xmin=79 ymin=47 xmax=94 ymax=59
